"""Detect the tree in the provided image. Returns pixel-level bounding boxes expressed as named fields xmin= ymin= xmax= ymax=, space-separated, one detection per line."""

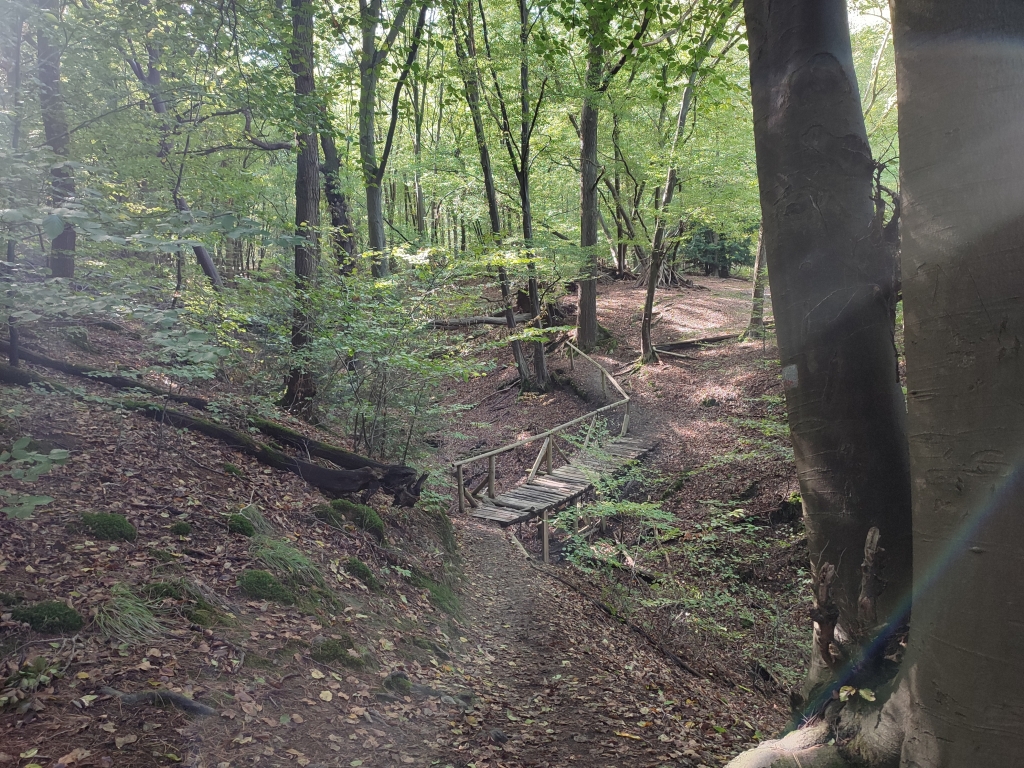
xmin=573 ymin=3 xmax=651 ymax=351
xmin=742 ymin=0 xmax=911 ymax=702
xmin=357 ymin=0 xmax=428 ymax=277
xmin=449 ymin=0 xmax=533 ymax=388
xmin=36 ymin=0 xmax=75 ymax=279
xmin=282 ymin=0 xmax=321 ymax=413
xmin=729 ymin=1 xmax=1024 ymax=764
xmin=639 ymin=0 xmax=742 ymax=364
xmin=738 ymin=224 xmax=766 ymax=340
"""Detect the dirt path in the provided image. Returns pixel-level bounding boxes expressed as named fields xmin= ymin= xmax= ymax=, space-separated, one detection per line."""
xmin=431 ymin=519 xmax=761 ymax=768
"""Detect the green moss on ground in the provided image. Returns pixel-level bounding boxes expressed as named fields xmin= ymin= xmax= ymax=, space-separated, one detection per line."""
xmin=81 ymin=512 xmax=137 ymax=542
xmin=326 ymin=499 xmax=386 ymax=541
xmin=238 ymin=570 xmax=293 ymax=604
xmin=11 ymin=601 xmax=84 ymax=633
xmin=345 ymin=557 xmax=382 ymax=591
xmin=170 ymin=521 xmax=192 ymax=536
xmin=222 ymin=462 xmax=244 ymax=477
xmin=311 ymin=635 xmax=366 ymax=668
xmin=411 ymin=572 xmax=459 ymax=615
xmin=383 ymin=671 xmax=412 ymax=694
xmin=149 ymin=548 xmax=176 ymax=563
xmin=227 ymin=514 xmax=255 ymax=537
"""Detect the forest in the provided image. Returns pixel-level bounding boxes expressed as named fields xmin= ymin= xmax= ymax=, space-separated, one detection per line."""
xmin=0 ymin=0 xmax=1021 ymax=766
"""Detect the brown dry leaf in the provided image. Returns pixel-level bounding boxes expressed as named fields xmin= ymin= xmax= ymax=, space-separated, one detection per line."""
xmin=115 ymin=735 xmax=138 ymax=749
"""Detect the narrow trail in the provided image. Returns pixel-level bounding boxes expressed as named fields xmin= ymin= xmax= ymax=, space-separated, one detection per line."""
xmin=434 ymin=519 xmax=758 ymax=767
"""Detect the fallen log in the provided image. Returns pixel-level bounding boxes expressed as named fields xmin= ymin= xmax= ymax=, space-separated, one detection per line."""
xmin=0 ymin=357 xmax=425 ymax=505
xmin=429 ymin=313 xmax=530 ymax=328
xmin=655 ymin=332 xmax=740 ymax=353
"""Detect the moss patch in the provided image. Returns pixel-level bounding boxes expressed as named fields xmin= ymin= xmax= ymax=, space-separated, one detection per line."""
xmin=227 ymin=514 xmax=255 ymax=537
xmin=412 ymin=573 xmax=459 ymax=615
xmin=345 ymin=557 xmax=382 ymax=591
xmin=222 ymin=462 xmax=244 ymax=477
xmin=149 ymin=548 xmax=176 ymax=563
xmin=81 ymin=512 xmax=137 ymax=542
xmin=327 ymin=499 xmax=385 ymax=541
xmin=11 ymin=601 xmax=84 ymax=633
xmin=311 ymin=636 xmax=366 ymax=668
xmin=170 ymin=521 xmax=192 ymax=536
xmin=238 ymin=570 xmax=294 ymax=604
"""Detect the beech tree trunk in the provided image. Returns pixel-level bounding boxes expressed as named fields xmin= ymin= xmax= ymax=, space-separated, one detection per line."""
xmin=740 ymin=226 xmax=767 ymax=340
xmin=36 ymin=0 xmax=75 ymax=280
xmin=4 ymin=8 xmax=23 ymax=366
xmin=730 ymin=3 xmax=1024 ymax=766
xmin=744 ymin=0 xmax=912 ymax=698
xmin=452 ymin=0 xmax=533 ymax=389
xmin=576 ymin=33 xmax=602 ymax=352
xmin=891 ymin=1 xmax=1024 ymax=762
xmin=282 ymin=0 xmax=321 ymax=414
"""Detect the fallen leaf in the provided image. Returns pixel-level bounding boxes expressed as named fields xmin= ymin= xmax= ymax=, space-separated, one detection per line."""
xmin=311 ymin=669 xmax=325 ymax=679
xmin=319 ymin=691 xmax=333 ymax=702
xmin=614 ymin=731 xmax=642 ymax=740
xmin=115 ymin=735 xmax=138 ymax=749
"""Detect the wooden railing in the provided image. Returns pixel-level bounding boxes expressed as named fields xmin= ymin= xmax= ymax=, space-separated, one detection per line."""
xmin=453 ymin=342 xmax=630 ymax=513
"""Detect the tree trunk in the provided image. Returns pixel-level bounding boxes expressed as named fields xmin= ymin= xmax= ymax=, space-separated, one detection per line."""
xmin=282 ymin=0 xmax=321 ymax=415
xmin=4 ymin=8 xmax=23 ymax=366
xmin=892 ymin=1 xmax=1024 ymax=762
xmin=744 ymin=0 xmax=912 ymax=698
xmin=320 ymin=128 xmax=357 ymax=272
xmin=729 ymin=3 xmax=1024 ymax=766
xmin=518 ymin=0 xmax=549 ymax=391
xmin=452 ymin=0 xmax=533 ymax=389
xmin=740 ymin=225 xmax=767 ymax=340
xmin=36 ymin=0 xmax=75 ymax=280
xmin=576 ymin=33 xmax=602 ymax=352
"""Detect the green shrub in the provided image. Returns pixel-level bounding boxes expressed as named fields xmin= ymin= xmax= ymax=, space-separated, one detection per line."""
xmin=238 ymin=570 xmax=294 ymax=604
xmin=81 ymin=512 xmax=137 ymax=542
xmin=11 ymin=601 xmax=84 ymax=633
xmin=311 ymin=636 xmax=365 ymax=668
xmin=345 ymin=557 xmax=381 ymax=591
xmin=328 ymin=499 xmax=385 ymax=541
xmin=170 ymin=521 xmax=192 ymax=536
xmin=227 ymin=514 xmax=255 ymax=537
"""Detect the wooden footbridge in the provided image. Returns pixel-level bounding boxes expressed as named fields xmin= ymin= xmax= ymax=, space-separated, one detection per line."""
xmin=454 ymin=343 xmax=649 ymax=560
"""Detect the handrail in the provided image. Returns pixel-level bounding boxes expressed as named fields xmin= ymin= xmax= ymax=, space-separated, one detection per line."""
xmin=453 ymin=341 xmax=629 ymax=469
xmin=453 ymin=342 xmax=632 ymax=514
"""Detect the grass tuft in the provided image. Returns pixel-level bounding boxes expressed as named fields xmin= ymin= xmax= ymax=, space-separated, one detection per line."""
xmin=251 ymin=536 xmax=324 ymax=587
xmin=411 ymin=572 xmax=459 ymax=615
xmin=170 ymin=521 xmax=192 ymax=536
xmin=11 ymin=601 xmax=83 ymax=633
xmin=94 ymin=584 xmax=163 ymax=644
xmin=238 ymin=570 xmax=294 ymax=604
xmin=81 ymin=512 xmax=137 ymax=542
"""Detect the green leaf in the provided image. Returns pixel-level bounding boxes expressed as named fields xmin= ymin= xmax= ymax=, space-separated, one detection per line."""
xmin=41 ymin=214 xmax=65 ymax=239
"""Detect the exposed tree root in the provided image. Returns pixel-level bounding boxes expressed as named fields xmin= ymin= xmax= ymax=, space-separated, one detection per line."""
xmin=100 ymin=686 xmax=217 ymax=717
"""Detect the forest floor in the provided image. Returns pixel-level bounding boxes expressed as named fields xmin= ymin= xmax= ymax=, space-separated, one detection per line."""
xmin=0 ymin=274 xmax=805 ymax=768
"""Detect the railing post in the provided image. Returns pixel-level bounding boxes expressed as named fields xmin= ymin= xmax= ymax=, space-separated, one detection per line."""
xmin=542 ymin=509 xmax=549 ymax=564
xmin=456 ymin=464 xmax=465 ymax=514
xmin=601 ymin=370 xmax=607 ymax=396
xmin=487 ymin=456 xmax=496 ymax=498
xmin=545 ymin=438 xmax=553 ymax=474
xmin=620 ymin=399 xmax=630 ymax=436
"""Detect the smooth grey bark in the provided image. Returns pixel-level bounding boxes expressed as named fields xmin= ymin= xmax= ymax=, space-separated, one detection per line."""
xmin=740 ymin=225 xmax=767 ymax=340
xmin=730 ymin=4 xmax=1024 ymax=765
xmin=891 ymin=1 xmax=1024 ymax=763
xmin=744 ymin=0 xmax=912 ymax=698
xmin=576 ymin=32 xmax=602 ymax=352
xmin=282 ymin=0 xmax=321 ymax=414
xmin=36 ymin=0 xmax=75 ymax=280
xmin=358 ymin=0 xmax=426 ymax=277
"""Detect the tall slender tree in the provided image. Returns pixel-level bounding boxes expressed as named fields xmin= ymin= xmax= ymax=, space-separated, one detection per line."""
xmin=36 ymin=0 xmax=75 ymax=279
xmin=282 ymin=0 xmax=321 ymax=413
